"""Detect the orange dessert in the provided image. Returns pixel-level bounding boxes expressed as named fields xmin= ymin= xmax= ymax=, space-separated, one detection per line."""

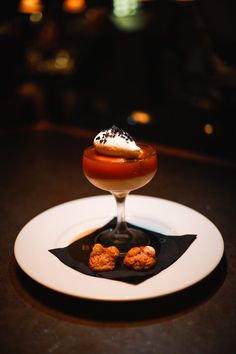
xmin=82 ymin=126 xmax=157 ymax=252
xmin=83 ymin=127 xmax=157 ymax=192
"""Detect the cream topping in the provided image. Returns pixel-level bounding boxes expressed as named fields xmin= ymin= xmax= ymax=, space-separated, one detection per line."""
xmin=93 ymin=125 xmax=141 ymax=158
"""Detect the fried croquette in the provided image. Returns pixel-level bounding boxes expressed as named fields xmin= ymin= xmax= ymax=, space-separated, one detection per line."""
xmin=89 ymin=243 xmax=120 ymax=271
xmin=123 ymin=246 xmax=156 ymax=270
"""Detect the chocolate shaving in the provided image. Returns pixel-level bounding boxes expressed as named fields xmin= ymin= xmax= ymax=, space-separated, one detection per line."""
xmin=98 ymin=126 xmax=134 ymax=144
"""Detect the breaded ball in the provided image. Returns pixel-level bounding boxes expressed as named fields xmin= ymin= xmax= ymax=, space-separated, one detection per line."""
xmin=89 ymin=243 xmax=120 ymax=271
xmin=123 ymin=246 xmax=156 ymax=270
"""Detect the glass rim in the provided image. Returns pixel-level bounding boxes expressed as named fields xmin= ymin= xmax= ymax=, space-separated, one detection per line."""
xmin=83 ymin=143 xmax=157 ymax=162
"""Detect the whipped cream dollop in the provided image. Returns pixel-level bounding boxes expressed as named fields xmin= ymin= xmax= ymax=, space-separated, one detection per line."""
xmin=94 ymin=125 xmax=141 ymax=158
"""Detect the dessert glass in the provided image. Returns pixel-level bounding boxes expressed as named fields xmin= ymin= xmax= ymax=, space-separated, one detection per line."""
xmin=83 ymin=144 xmax=157 ymax=253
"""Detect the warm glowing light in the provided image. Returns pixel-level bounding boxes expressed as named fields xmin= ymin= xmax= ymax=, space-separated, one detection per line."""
xmin=204 ymin=123 xmax=214 ymax=135
xmin=63 ymin=0 xmax=86 ymax=13
xmin=55 ymin=51 xmax=70 ymax=69
xmin=128 ymin=111 xmax=151 ymax=125
xmin=29 ymin=12 xmax=43 ymax=23
xmin=113 ymin=0 xmax=139 ymax=18
xmin=18 ymin=0 xmax=43 ymax=13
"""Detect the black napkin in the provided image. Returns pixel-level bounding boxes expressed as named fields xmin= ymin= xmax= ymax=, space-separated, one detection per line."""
xmin=49 ymin=218 xmax=196 ymax=284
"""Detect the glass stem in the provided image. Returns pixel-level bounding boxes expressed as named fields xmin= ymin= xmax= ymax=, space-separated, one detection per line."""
xmin=112 ymin=192 xmax=129 ymax=234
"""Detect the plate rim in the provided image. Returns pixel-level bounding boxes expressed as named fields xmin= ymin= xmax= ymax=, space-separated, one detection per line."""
xmin=14 ymin=195 xmax=224 ymax=302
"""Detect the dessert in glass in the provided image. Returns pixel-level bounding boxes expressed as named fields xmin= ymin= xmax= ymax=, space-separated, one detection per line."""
xmin=83 ymin=126 xmax=157 ymax=253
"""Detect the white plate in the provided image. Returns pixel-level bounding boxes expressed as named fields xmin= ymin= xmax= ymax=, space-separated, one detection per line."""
xmin=14 ymin=195 xmax=224 ymax=301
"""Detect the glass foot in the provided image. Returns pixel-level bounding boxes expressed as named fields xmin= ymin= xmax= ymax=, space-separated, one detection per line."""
xmin=95 ymin=227 xmax=150 ymax=254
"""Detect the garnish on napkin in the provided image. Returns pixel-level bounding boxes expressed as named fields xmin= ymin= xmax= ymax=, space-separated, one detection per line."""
xmin=49 ymin=219 xmax=196 ymax=285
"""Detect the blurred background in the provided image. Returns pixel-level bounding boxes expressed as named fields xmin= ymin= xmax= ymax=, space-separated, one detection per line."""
xmin=1 ymin=0 xmax=236 ymax=159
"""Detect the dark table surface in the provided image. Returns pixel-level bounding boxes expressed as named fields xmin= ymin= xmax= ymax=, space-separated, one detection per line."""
xmin=1 ymin=125 xmax=235 ymax=354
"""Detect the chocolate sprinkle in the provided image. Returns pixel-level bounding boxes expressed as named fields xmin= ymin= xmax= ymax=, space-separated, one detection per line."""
xmin=98 ymin=126 xmax=134 ymax=144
